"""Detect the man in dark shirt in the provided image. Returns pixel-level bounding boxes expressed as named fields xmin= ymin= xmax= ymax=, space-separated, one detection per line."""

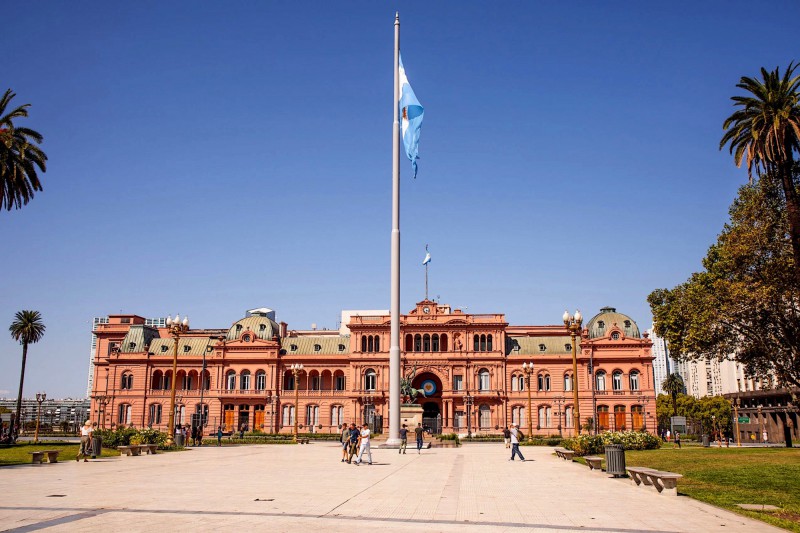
xmin=399 ymin=424 xmax=409 ymax=454
xmin=347 ymin=423 xmax=360 ymax=463
xmin=415 ymin=423 xmax=424 ymax=454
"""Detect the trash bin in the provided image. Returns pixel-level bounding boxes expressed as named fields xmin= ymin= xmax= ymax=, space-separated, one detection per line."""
xmin=175 ymin=433 xmax=185 ymax=447
xmin=604 ymin=444 xmax=626 ymax=477
xmin=702 ymin=434 xmax=710 ymax=447
xmin=91 ymin=435 xmax=102 ymax=458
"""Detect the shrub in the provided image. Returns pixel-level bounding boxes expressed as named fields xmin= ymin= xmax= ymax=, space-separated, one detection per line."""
xmin=94 ymin=427 xmax=170 ymax=449
xmin=562 ymin=431 xmax=661 ymax=456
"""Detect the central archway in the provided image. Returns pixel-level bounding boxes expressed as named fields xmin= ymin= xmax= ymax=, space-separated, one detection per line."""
xmin=412 ymin=372 xmax=443 ymax=433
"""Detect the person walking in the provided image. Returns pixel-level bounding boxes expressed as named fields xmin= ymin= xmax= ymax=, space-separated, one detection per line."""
xmin=216 ymin=425 xmax=223 ymax=446
xmin=415 ymin=423 xmax=424 ymax=454
xmin=354 ymin=423 xmax=372 ymax=465
xmin=190 ymin=425 xmax=198 ymax=447
xmin=399 ymin=424 xmax=408 ymax=454
xmin=509 ymin=424 xmax=525 ymax=461
xmin=347 ymin=423 xmax=360 ymax=463
xmin=340 ymin=423 xmax=350 ymax=462
xmin=675 ymin=431 xmax=681 ymax=449
xmin=762 ymin=430 xmax=768 ymax=445
xmin=197 ymin=425 xmax=203 ymax=447
xmin=77 ymin=420 xmax=94 ymax=462
xmin=503 ymin=427 xmax=511 ymax=449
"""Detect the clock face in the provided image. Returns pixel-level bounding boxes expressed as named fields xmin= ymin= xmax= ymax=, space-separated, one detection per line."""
xmin=423 ymin=306 xmax=430 ymax=314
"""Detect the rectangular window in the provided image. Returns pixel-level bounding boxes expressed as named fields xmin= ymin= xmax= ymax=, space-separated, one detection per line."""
xmin=454 ymin=411 xmax=465 ymax=429
xmin=149 ymin=404 xmax=162 ymax=425
xmin=453 ymin=375 xmax=463 ymax=391
xmin=335 ymin=375 xmax=345 ymax=391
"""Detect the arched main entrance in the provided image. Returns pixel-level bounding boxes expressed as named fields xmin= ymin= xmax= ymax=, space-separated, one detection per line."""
xmin=412 ymin=372 xmax=443 ymax=434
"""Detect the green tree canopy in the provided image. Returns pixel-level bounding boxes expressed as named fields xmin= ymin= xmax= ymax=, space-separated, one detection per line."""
xmin=0 ymin=89 xmax=47 ymax=211
xmin=649 ymin=172 xmax=800 ymax=389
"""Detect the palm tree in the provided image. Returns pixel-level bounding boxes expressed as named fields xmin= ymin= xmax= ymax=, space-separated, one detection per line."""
xmin=9 ymin=310 xmax=46 ymax=436
xmin=720 ymin=63 xmax=800 ymax=283
xmin=0 ymin=89 xmax=48 ymax=211
xmin=661 ymin=373 xmax=685 ymax=417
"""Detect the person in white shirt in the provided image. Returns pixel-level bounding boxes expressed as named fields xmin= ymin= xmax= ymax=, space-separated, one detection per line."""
xmin=355 ymin=424 xmax=373 ymax=465
xmin=77 ymin=420 xmax=94 ymax=462
xmin=509 ymin=424 xmax=526 ymax=461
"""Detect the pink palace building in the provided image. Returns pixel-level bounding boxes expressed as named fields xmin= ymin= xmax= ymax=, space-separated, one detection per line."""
xmin=89 ymin=302 xmax=656 ymax=436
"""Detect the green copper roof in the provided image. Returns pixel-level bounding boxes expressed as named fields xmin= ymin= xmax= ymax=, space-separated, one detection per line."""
xmin=506 ymin=335 xmax=574 ymax=355
xmin=120 ymin=326 xmax=160 ymax=353
xmin=585 ymin=307 xmax=641 ymax=339
xmin=226 ymin=315 xmax=280 ymax=341
xmin=281 ymin=335 xmax=350 ymax=355
xmin=148 ymin=337 xmax=217 ymax=356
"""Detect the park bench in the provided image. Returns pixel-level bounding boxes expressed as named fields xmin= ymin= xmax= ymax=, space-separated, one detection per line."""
xmin=117 ymin=445 xmax=142 ymax=456
xmin=584 ymin=456 xmax=603 ymax=471
xmin=627 ymin=466 xmax=682 ymax=496
xmin=141 ymin=444 xmax=158 ymax=454
xmin=554 ymin=447 xmax=575 ymax=461
xmin=29 ymin=450 xmax=60 ymax=464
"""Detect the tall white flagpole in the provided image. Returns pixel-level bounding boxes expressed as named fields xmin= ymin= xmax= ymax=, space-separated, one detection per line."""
xmin=387 ymin=11 xmax=401 ymax=446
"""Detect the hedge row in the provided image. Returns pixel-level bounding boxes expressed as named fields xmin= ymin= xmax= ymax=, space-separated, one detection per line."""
xmin=561 ymin=431 xmax=661 ymax=456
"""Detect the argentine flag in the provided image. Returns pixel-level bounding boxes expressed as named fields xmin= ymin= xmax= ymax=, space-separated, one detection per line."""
xmin=399 ymin=54 xmax=424 ymax=178
xmin=422 ymin=245 xmax=431 ymax=265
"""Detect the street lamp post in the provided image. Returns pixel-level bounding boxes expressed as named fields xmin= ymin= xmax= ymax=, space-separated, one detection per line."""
xmin=733 ymin=397 xmax=741 ymax=447
xmin=555 ymin=396 xmax=564 ymax=437
xmin=95 ymin=394 xmax=110 ymax=429
xmin=198 ymin=346 xmax=210 ymax=432
xmin=166 ymin=314 xmax=190 ymax=447
xmin=291 ymin=363 xmax=304 ymax=443
xmin=522 ymin=362 xmax=534 ymax=442
xmin=711 ymin=414 xmax=717 ymax=446
xmin=757 ymin=404 xmax=765 ymax=445
xmin=34 ymin=392 xmax=46 ymax=443
xmin=265 ymin=394 xmax=274 ymax=434
xmin=563 ymin=310 xmax=583 ymax=435
xmin=465 ymin=393 xmax=473 ymax=439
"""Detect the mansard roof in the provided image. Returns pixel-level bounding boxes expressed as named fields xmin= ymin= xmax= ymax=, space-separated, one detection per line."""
xmin=506 ymin=335 xmax=574 ymax=356
xmin=281 ymin=335 xmax=350 ymax=355
xmin=120 ymin=325 xmax=160 ymax=353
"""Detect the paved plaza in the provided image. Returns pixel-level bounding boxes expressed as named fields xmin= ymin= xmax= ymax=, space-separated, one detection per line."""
xmin=0 ymin=444 xmax=782 ymax=533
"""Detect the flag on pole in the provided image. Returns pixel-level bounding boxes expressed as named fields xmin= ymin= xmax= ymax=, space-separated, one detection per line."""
xmin=422 ymin=244 xmax=431 ymax=265
xmin=399 ymin=54 xmax=424 ymax=178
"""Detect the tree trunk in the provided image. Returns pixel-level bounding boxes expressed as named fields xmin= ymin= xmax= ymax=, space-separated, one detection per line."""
xmin=671 ymin=393 xmax=678 ymax=417
xmin=14 ymin=342 xmax=28 ymax=436
xmin=780 ymin=151 xmax=800 ymax=285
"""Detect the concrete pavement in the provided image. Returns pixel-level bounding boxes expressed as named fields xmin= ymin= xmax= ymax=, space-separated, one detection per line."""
xmin=0 ymin=443 xmax=783 ymax=532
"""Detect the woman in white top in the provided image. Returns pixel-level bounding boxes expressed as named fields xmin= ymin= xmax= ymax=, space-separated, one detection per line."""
xmin=77 ymin=420 xmax=94 ymax=462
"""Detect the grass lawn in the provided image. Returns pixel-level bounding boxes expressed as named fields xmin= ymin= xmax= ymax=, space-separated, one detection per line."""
xmin=0 ymin=442 xmax=120 ymax=466
xmin=619 ymin=447 xmax=800 ymax=531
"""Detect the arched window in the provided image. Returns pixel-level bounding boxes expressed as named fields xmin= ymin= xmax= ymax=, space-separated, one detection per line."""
xmin=151 ymin=370 xmax=163 ymax=390
xmin=544 ymin=374 xmax=551 ymax=391
xmin=611 ymin=332 xmax=620 ymax=340
xmin=306 ymin=405 xmax=319 ymax=427
xmin=629 ymin=371 xmax=640 ymax=391
xmin=121 ymin=372 xmax=133 ymax=390
xmin=361 ymin=336 xmax=367 ymax=352
xmin=440 ymin=334 xmax=448 ymax=352
xmin=163 ymin=370 xmax=172 ymax=390
xmin=117 ymin=404 xmax=132 ymax=425
xmin=478 ymin=369 xmax=490 ymax=391
xmin=177 ymin=370 xmax=187 ymax=390
xmin=511 ymin=375 xmax=520 ymax=392
xmin=512 ymin=406 xmax=525 ymax=427
xmin=148 ymin=404 xmax=162 ymax=425
xmin=614 ymin=405 xmax=626 ymax=430
xmin=331 ymin=405 xmax=344 ymax=427
xmin=565 ymin=406 xmax=573 ymax=428
xmin=405 ymin=334 xmax=413 ymax=351
xmin=334 ymin=371 xmax=346 ymax=391
xmin=414 ymin=334 xmax=422 ymax=352
xmin=374 ymin=336 xmax=380 ymax=352
xmin=537 ymin=373 xmax=544 ymax=391
xmin=431 ymin=334 xmax=440 ymax=352
xmin=226 ymin=371 xmax=236 ymax=391
xmin=201 ymin=370 xmax=211 ymax=390
xmin=612 ymin=371 xmax=623 ymax=391
xmin=240 ymin=370 xmax=251 ymax=391
xmin=368 ymin=336 xmax=374 ymax=352
xmin=564 ymin=373 xmax=572 ymax=392
xmin=284 ymin=371 xmax=295 ymax=391
xmin=473 ymin=335 xmax=480 ymax=351
xmin=310 ymin=371 xmax=321 ymax=390
xmin=480 ymin=334 xmax=487 ymax=352
xmin=423 ymin=334 xmax=431 ymax=352
xmin=479 ymin=404 xmax=491 ymax=428
xmin=596 ymin=371 xmax=606 ymax=391
xmin=255 ymin=370 xmax=266 ymax=391
xmin=518 ymin=375 xmax=525 ymax=391
xmin=365 ymin=369 xmax=377 ymax=391
xmin=538 ymin=406 xmax=552 ymax=428
xmin=597 ymin=405 xmax=610 ymax=430
xmin=487 ymin=334 xmax=493 ymax=351
xmin=282 ymin=405 xmax=295 ymax=426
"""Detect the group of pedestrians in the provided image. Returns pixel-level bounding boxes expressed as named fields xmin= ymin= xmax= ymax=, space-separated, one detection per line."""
xmin=398 ymin=423 xmax=425 ymax=453
xmin=340 ymin=422 xmax=372 ymax=465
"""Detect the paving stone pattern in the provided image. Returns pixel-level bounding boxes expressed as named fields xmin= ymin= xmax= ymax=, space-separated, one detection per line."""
xmin=0 ymin=444 xmax=783 ymax=532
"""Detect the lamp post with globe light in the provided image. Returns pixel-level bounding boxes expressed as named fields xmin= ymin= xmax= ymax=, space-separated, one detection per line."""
xmin=34 ymin=392 xmax=46 ymax=443
xmin=291 ymin=363 xmax=304 ymax=443
xmin=521 ymin=362 xmax=534 ymax=441
xmin=563 ymin=310 xmax=583 ymax=434
xmin=166 ymin=314 xmax=189 ymax=446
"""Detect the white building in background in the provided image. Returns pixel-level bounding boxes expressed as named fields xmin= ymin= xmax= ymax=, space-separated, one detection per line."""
xmin=647 ymin=328 xmax=675 ymax=395
xmin=681 ymin=356 xmax=761 ymax=398
xmin=87 ymin=316 xmax=166 ymax=398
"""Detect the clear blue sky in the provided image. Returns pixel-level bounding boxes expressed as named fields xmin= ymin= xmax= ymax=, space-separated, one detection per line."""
xmin=2 ymin=1 xmax=797 ymax=398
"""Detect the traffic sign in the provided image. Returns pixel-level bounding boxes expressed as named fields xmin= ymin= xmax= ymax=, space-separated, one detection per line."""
xmin=738 ymin=417 xmax=750 ymax=424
